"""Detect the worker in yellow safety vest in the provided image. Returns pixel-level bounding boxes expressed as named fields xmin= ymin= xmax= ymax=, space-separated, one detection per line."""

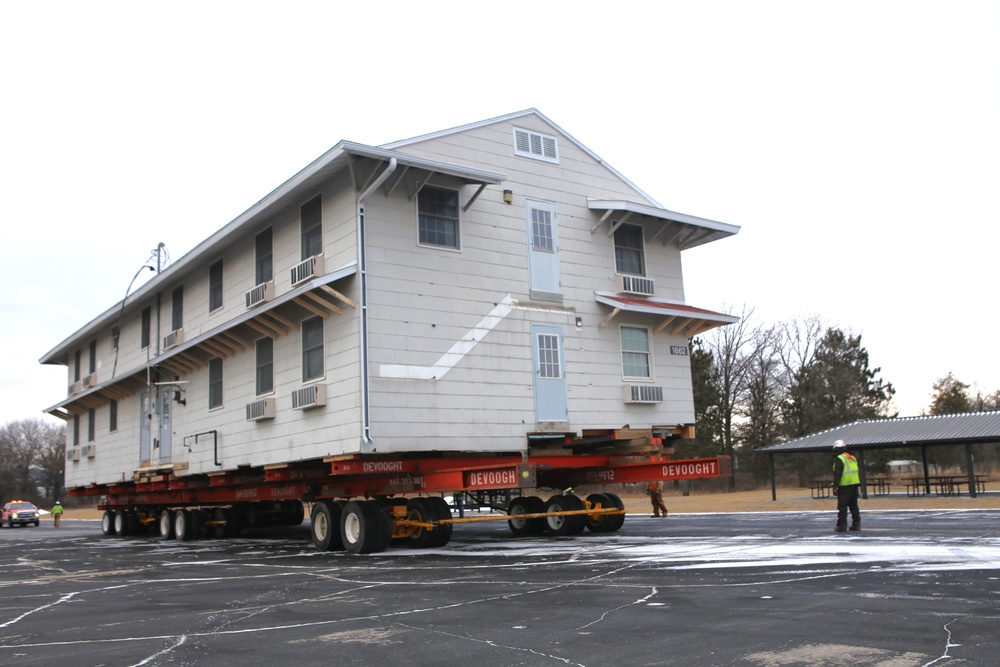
xmin=832 ymin=440 xmax=861 ymax=533
xmin=52 ymin=501 xmax=64 ymax=528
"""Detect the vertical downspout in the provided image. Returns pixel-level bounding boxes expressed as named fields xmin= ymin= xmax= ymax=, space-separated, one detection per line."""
xmin=357 ymin=158 xmax=397 ymax=451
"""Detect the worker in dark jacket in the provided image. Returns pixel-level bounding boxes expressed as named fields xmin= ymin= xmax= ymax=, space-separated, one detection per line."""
xmin=832 ymin=440 xmax=861 ymax=532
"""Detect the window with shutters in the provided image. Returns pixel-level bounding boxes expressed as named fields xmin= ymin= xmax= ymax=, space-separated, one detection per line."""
xmin=513 ymin=127 xmax=559 ymax=163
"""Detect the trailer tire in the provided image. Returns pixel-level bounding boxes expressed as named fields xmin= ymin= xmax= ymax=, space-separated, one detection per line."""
xmin=341 ymin=501 xmax=389 ymax=555
xmin=602 ymin=492 xmax=627 ymax=532
xmin=159 ymin=510 xmax=175 ymax=539
xmin=583 ymin=493 xmax=614 ymax=533
xmin=114 ymin=509 xmax=131 ymax=537
xmin=311 ymin=500 xmax=344 ymax=551
xmin=544 ymin=494 xmax=586 ymax=536
xmin=283 ymin=500 xmax=305 ymax=526
xmin=404 ymin=498 xmax=436 ymax=548
xmin=101 ymin=510 xmax=116 ymax=536
xmin=174 ymin=509 xmax=196 ymax=541
xmin=425 ymin=497 xmax=453 ymax=547
xmin=507 ymin=496 xmax=545 ymax=536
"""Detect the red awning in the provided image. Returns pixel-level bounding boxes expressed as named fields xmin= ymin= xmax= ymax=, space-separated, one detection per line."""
xmin=595 ymin=292 xmax=738 ymax=337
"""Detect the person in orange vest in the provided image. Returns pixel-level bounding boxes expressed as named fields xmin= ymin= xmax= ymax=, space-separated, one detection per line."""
xmin=51 ymin=501 xmax=64 ymax=528
xmin=832 ymin=440 xmax=861 ymax=532
xmin=646 ymin=481 xmax=668 ymax=518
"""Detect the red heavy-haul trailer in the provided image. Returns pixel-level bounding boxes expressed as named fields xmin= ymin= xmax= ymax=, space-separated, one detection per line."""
xmin=75 ymin=438 xmax=729 ymax=554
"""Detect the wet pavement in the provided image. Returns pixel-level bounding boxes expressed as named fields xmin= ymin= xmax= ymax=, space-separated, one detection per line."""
xmin=2 ymin=509 xmax=998 ymax=666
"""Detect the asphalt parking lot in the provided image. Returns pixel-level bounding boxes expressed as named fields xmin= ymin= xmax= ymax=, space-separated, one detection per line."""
xmin=2 ymin=509 xmax=999 ymax=667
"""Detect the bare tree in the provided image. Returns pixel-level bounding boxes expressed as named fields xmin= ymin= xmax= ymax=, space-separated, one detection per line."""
xmin=0 ymin=419 xmax=65 ymax=502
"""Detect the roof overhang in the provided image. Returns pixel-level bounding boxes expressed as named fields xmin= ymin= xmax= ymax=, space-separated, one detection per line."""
xmin=595 ymin=292 xmax=738 ymax=337
xmin=39 ymin=143 xmax=506 ymax=366
xmin=588 ymin=199 xmax=739 ymax=250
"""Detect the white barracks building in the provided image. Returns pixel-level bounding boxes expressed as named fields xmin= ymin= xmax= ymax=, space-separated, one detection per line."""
xmin=41 ymin=109 xmax=739 ymax=492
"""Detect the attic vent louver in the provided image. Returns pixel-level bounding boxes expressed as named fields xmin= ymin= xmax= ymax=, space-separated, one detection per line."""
xmin=513 ymin=128 xmax=558 ymax=163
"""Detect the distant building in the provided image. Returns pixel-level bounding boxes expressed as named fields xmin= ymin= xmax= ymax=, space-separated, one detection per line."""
xmin=888 ymin=460 xmax=921 ymax=474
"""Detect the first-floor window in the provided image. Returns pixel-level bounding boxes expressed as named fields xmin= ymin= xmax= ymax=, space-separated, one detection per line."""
xmin=256 ymin=337 xmax=274 ymax=395
xmin=109 ymin=399 xmax=118 ymax=432
xmin=302 ymin=317 xmax=324 ymax=381
xmin=73 ymin=415 xmax=80 ymax=447
xmin=208 ymin=357 xmax=223 ymax=408
xmin=87 ymin=408 xmax=96 ymax=442
xmin=621 ymin=326 xmax=652 ymax=379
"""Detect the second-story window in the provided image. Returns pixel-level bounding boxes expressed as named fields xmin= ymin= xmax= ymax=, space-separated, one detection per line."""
xmin=209 ymin=260 xmax=224 ymax=312
xmin=301 ymin=195 xmax=322 ymax=260
xmin=109 ymin=399 xmax=118 ymax=433
xmin=418 ymin=186 xmax=459 ymax=249
xmin=256 ymin=337 xmax=274 ymax=395
xmin=208 ymin=357 xmax=223 ymax=409
xmin=87 ymin=408 xmax=96 ymax=442
xmin=73 ymin=415 xmax=80 ymax=446
xmin=255 ymin=228 xmax=273 ymax=285
xmin=140 ymin=306 xmax=151 ymax=349
xmin=171 ymin=285 xmax=184 ymax=331
xmin=301 ymin=317 xmax=324 ymax=382
xmin=614 ymin=223 xmax=646 ymax=276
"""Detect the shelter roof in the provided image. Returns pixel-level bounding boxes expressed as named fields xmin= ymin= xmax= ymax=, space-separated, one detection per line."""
xmin=757 ymin=411 xmax=1000 ymax=454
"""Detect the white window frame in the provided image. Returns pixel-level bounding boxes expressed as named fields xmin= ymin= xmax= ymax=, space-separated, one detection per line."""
xmin=620 ymin=325 xmax=654 ymax=381
xmin=614 ymin=223 xmax=646 ymax=276
xmin=513 ymin=127 xmax=559 ymax=164
xmin=417 ymin=185 xmax=461 ymax=250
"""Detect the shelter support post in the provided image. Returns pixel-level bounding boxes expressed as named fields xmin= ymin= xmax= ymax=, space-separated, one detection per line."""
xmin=857 ymin=449 xmax=868 ymax=500
xmin=769 ymin=454 xmax=776 ymax=501
xmin=921 ymin=446 xmax=931 ymax=495
xmin=966 ymin=444 xmax=977 ymax=498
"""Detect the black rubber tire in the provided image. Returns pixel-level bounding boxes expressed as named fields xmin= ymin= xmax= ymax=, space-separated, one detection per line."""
xmin=544 ymin=494 xmax=586 ymax=536
xmin=159 ymin=509 xmax=175 ymax=539
xmin=101 ymin=510 xmax=116 ymax=536
xmin=211 ymin=507 xmax=234 ymax=539
xmin=34 ymin=521 xmax=40 ymax=527
xmin=311 ymin=500 xmax=345 ymax=551
xmin=174 ymin=509 xmax=194 ymax=541
xmin=584 ymin=493 xmax=614 ymax=533
xmin=340 ymin=501 xmax=388 ymax=554
xmin=507 ymin=496 xmax=546 ymax=536
xmin=114 ymin=509 xmax=131 ymax=536
xmin=404 ymin=498 xmax=437 ymax=548
xmin=283 ymin=500 xmax=305 ymax=526
xmin=602 ymin=492 xmax=627 ymax=532
xmin=425 ymin=497 xmax=453 ymax=547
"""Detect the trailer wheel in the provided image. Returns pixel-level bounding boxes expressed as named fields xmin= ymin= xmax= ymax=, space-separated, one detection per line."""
xmin=114 ymin=510 xmax=131 ymax=537
xmin=425 ymin=497 xmax=453 ymax=547
xmin=159 ymin=510 xmax=175 ymax=539
xmin=210 ymin=507 xmax=237 ymax=539
xmin=174 ymin=509 xmax=196 ymax=541
xmin=403 ymin=498 xmax=435 ymax=548
xmin=602 ymin=492 xmax=627 ymax=532
xmin=101 ymin=510 xmax=116 ymax=536
xmin=282 ymin=500 xmax=305 ymax=526
xmin=544 ymin=494 xmax=586 ymax=536
xmin=311 ymin=500 xmax=345 ymax=551
xmin=507 ymin=496 xmax=545 ymax=536
xmin=340 ymin=501 xmax=387 ymax=554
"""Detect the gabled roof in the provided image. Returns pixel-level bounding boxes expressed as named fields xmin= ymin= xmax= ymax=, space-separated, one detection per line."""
xmin=758 ymin=411 xmax=1000 ymax=454
xmin=383 ymin=108 xmax=664 ymax=207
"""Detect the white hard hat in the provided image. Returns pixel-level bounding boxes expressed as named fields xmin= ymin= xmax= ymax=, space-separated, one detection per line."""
xmin=832 ymin=440 xmax=846 ymax=450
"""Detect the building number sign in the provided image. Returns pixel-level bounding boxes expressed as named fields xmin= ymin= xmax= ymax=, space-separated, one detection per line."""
xmin=670 ymin=345 xmax=688 ymax=356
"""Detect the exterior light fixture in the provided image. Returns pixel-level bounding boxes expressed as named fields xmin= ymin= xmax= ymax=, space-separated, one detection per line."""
xmin=503 ymin=189 xmax=513 ymax=204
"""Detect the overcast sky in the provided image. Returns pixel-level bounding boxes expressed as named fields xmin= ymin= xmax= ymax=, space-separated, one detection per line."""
xmin=2 ymin=1 xmax=998 ymax=427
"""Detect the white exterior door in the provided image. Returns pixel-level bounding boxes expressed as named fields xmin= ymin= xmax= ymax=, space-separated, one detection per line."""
xmin=531 ymin=323 xmax=568 ymax=422
xmin=156 ymin=388 xmax=172 ymax=462
xmin=525 ymin=199 xmax=561 ymax=298
xmin=139 ymin=392 xmax=151 ymax=465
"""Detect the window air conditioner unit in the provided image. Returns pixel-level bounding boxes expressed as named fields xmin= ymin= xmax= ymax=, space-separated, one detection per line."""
xmin=163 ymin=328 xmax=184 ymax=350
xmin=615 ymin=274 xmax=655 ymax=297
xmin=245 ymin=281 xmax=275 ymax=309
xmin=246 ymin=397 xmax=275 ymax=421
xmin=83 ymin=444 xmax=97 ymax=458
xmin=291 ymin=254 xmax=324 ymax=287
xmin=68 ymin=381 xmax=83 ymax=395
xmin=623 ymin=384 xmax=664 ymax=404
xmin=82 ymin=372 xmax=97 ymax=389
xmin=292 ymin=384 xmax=327 ymax=410
xmin=67 ymin=447 xmax=81 ymax=461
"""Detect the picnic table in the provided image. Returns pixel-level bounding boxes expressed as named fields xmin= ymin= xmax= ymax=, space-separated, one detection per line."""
xmin=906 ymin=475 xmax=989 ymax=497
